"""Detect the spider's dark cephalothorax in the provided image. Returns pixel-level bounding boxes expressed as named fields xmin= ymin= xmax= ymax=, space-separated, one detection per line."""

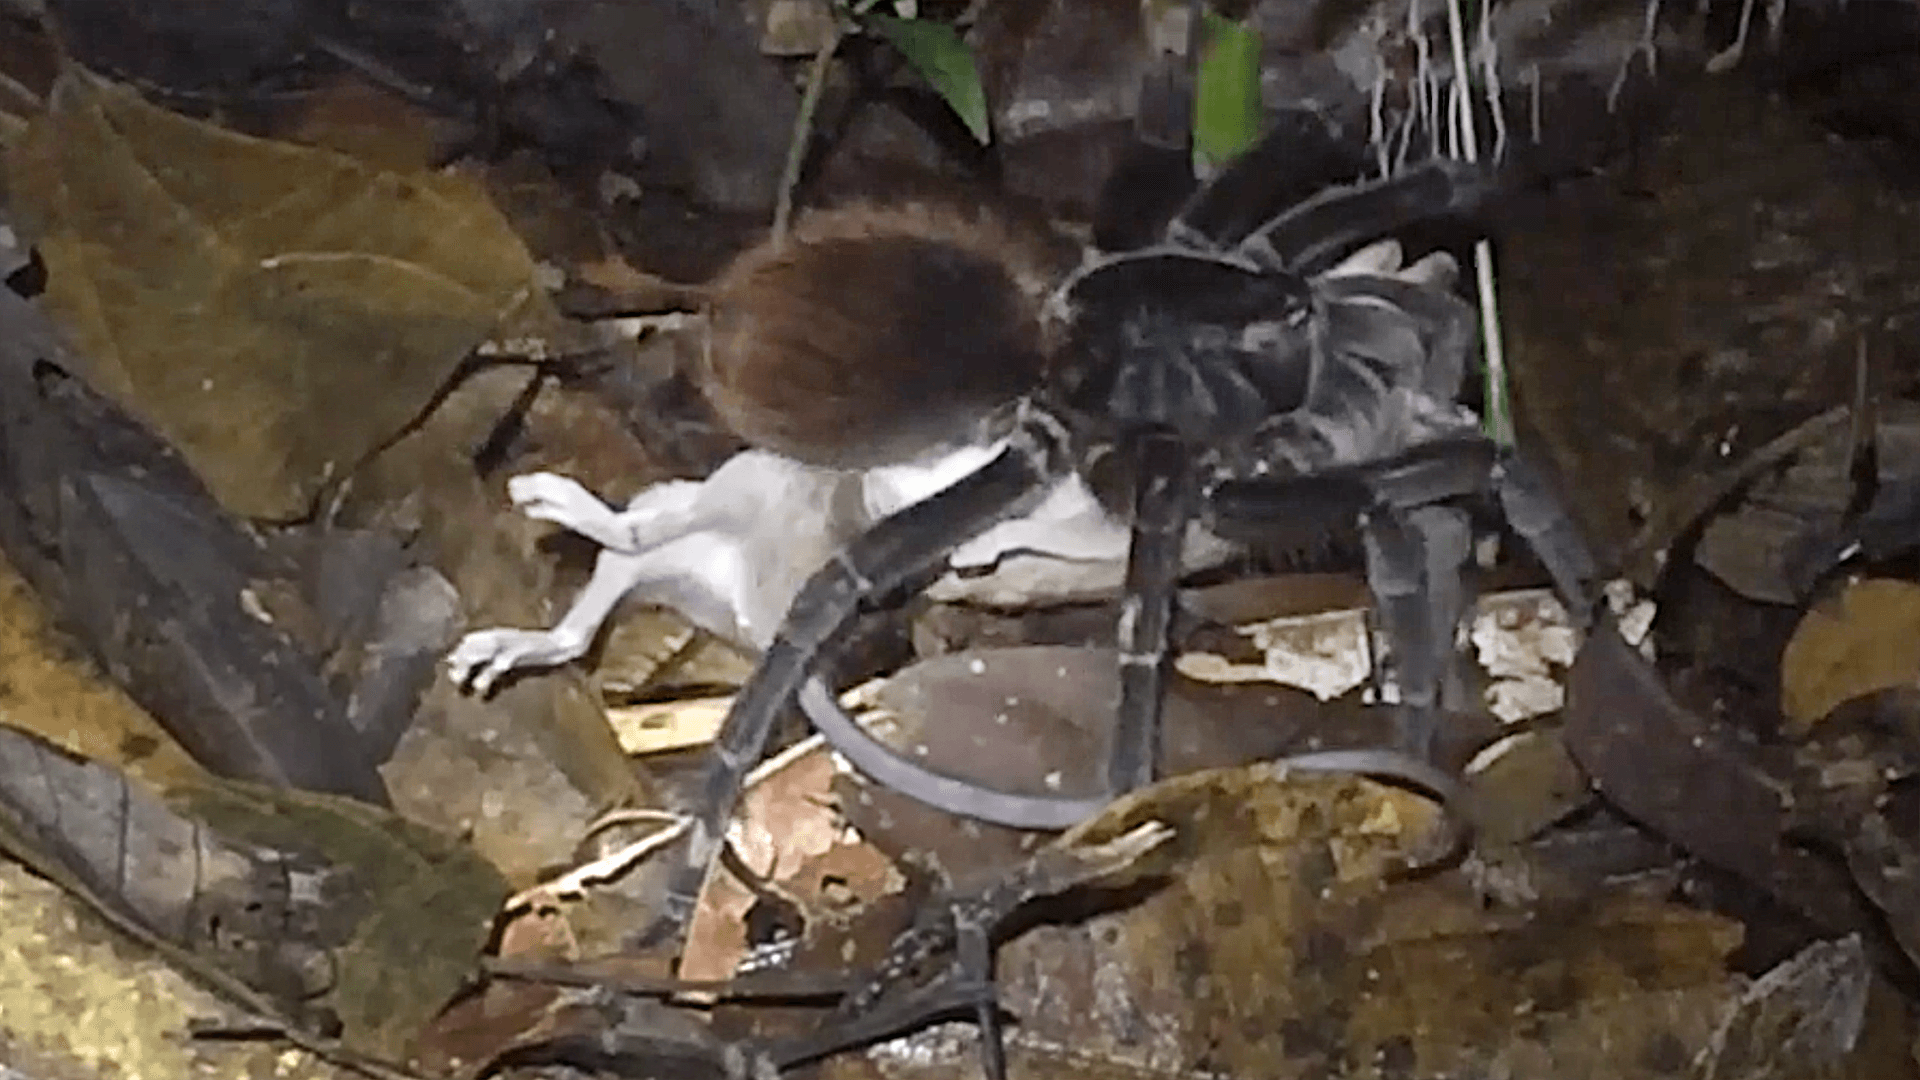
xmin=647 ymin=111 xmax=1600 ymax=948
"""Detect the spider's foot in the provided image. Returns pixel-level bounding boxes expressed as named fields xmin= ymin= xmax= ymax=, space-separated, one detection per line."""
xmin=506 ymin=472 xmax=628 ymax=544
xmin=445 ymin=627 xmax=587 ymax=695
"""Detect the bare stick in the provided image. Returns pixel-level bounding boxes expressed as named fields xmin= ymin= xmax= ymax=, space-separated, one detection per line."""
xmin=773 ymin=23 xmax=846 ymax=247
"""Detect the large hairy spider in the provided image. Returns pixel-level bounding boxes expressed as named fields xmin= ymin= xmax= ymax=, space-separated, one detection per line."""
xmin=452 ymin=99 xmax=1599 ymax=951
xmin=667 ymin=128 xmax=1595 ymax=936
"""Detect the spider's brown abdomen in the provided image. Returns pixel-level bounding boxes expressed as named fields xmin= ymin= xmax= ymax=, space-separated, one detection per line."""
xmin=702 ymin=202 xmax=1067 ymax=469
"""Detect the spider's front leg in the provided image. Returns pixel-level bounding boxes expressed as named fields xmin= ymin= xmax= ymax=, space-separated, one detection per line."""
xmin=1109 ymin=429 xmax=1201 ymax=792
xmin=638 ymin=425 xmax=1060 ymax=951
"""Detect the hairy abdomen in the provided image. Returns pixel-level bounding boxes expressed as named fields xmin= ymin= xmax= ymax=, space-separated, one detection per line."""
xmin=701 ymin=203 xmax=1066 ymax=469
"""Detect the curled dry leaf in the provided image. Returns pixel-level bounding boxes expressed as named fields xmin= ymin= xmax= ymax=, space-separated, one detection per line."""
xmin=1694 ymin=400 xmax=1920 ymax=607
xmin=8 ymin=70 xmax=554 ymax=521
xmin=1696 ymin=934 xmax=1875 ymax=1080
xmin=1780 ymin=578 xmax=1920 ymax=735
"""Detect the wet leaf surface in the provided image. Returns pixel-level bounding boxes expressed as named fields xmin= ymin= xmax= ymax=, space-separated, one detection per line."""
xmin=0 ymin=721 xmax=506 ymax=1064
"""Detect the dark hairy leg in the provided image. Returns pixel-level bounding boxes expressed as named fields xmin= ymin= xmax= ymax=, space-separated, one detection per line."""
xmin=1168 ymin=108 xmax=1370 ymax=251
xmin=633 ymin=427 xmax=1058 ymax=951
xmin=1209 ymin=436 xmax=1596 ymax=758
xmin=1242 ymin=159 xmax=1493 ymax=276
xmin=1361 ymin=503 xmax=1472 ymax=757
xmin=1108 ymin=430 xmax=1200 ymax=793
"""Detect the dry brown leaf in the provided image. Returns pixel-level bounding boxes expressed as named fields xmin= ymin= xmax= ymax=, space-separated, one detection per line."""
xmin=573 ymin=253 xmax=701 ymax=310
xmin=681 ymin=745 xmax=901 ymax=982
xmin=607 ymin=695 xmax=731 ymax=756
xmin=278 ymin=78 xmax=448 ymax=172
xmin=834 ymin=763 xmax=1788 ymax=1080
xmin=1781 ymin=578 xmax=1920 ymax=733
xmin=8 ymin=69 xmax=553 ymax=520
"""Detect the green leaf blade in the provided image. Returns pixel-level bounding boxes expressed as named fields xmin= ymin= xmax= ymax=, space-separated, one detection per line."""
xmin=867 ymin=13 xmax=991 ymax=145
xmin=1194 ymin=12 xmax=1263 ymax=173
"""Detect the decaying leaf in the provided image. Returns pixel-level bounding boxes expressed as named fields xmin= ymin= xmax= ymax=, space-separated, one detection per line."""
xmin=838 ymin=760 xmax=1798 ymax=1080
xmin=0 ymin=548 xmax=202 ymax=789
xmin=682 ymin=740 xmax=903 ymax=983
xmin=175 ymin=775 xmax=511 ymax=1061
xmin=1780 ymin=578 xmax=1920 ymax=734
xmin=8 ymin=69 xmax=553 ymax=520
xmin=0 ymin=722 xmax=506 ymax=1063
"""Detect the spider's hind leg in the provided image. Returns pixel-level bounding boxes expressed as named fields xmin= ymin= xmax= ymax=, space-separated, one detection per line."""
xmin=1210 ymin=436 xmax=1496 ymax=761
xmin=1494 ymin=453 xmax=1600 ymax=630
xmin=1168 ymin=108 xmax=1369 ymax=251
xmin=1241 ymin=158 xmax=1494 ymax=276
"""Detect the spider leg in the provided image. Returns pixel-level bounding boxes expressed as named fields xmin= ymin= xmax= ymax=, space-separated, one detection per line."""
xmin=1089 ymin=0 xmax=1200 ymax=251
xmin=1110 ymin=431 xmax=1200 ymax=792
xmin=1210 ymin=436 xmax=1598 ymax=757
xmin=1167 ymin=108 xmax=1368 ymax=251
xmin=955 ymin=906 xmax=1008 ymax=1080
xmin=1493 ymin=453 xmax=1600 ymax=628
xmin=1239 ymin=159 xmax=1492 ymax=276
xmin=637 ymin=428 xmax=1059 ymax=951
xmin=1362 ymin=502 xmax=1473 ymax=758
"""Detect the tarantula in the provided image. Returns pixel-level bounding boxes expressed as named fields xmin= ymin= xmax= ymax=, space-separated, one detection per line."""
xmin=452 ymin=104 xmax=1599 ymax=951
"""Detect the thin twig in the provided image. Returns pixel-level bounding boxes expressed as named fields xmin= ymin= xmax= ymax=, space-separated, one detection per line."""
xmin=482 ymin=955 xmax=853 ymax=1001
xmin=772 ymin=24 xmax=846 ymax=247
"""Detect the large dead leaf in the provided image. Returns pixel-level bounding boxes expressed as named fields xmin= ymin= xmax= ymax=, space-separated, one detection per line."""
xmin=840 ymin=763 xmax=1906 ymax=1080
xmin=8 ymin=69 xmax=549 ymax=520
xmin=1781 ymin=578 xmax=1920 ymax=733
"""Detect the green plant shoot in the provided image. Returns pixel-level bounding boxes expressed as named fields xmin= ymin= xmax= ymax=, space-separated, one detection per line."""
xmin=1193 ymin=11 xmax=1262 ymax=174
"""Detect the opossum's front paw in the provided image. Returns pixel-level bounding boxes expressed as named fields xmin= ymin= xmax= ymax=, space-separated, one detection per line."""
xmin=506 ymin=473 xmax=628 ymax=546
xmin=445 ymin=626 xmax=589 ymax=696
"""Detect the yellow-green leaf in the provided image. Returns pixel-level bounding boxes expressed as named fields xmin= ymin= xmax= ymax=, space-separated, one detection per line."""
xmin=1194 ymin=11 xmax=1262 ymax=173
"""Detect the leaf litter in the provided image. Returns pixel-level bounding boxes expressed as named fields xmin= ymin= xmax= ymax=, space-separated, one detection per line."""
xmin=0 ymin=22 xmax=1915 ymax=1080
